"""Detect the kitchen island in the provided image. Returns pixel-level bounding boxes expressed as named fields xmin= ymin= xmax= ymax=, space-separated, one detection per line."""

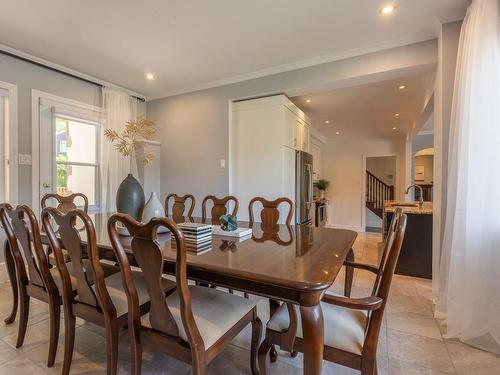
xmin=384 ymin=200 xmax=433 ymax=279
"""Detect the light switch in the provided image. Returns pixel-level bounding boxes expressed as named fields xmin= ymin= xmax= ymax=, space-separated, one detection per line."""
xmin=220 ymin=159 xmax=226 ymax=169
xmin=18 ymin=154 xmax=32 ymax=165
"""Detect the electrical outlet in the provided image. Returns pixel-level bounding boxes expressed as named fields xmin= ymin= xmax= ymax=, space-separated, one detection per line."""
xmin=18 ymin=154 xmax=32 ymax=165
xmin=220 ymin=159 xmax=226 ymax=169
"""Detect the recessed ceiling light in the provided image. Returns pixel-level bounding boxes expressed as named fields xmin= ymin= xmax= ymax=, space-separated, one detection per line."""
xmin=380 ymin=4 xmax=396 ymax=15
xmin=325 ymin=120 xmax=330 ymax=124
xmin=393 ymin=127 xmax=397 ymax=130
xmin=145 ymin=73 xmax=155 ymax=80
xmin=335 ymin=131 xmax=340 ymax=135
xmin=398 ymin=84 xmax=407 ymax=90
xmin=394 ymin=113 xmax=400 ymax=117
xmin=305 ymin=99 xmax=311 ymax=103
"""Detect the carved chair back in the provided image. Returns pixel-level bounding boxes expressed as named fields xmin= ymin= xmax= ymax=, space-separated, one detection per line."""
xmin=248 ymin=197 xmax=294 ymax=226
xmin=201 ymin=195 xmax=239 ymax=225
xmin=107 ymin=214 xmax=204 ymax=348
xmin=164 ymin=193 xmax=195 ymax=222
xmin=41 ymin=193 xmax=89 ymax=214
xmin=363 ymin=211 xmax=406 ymax=354
xmin=0 ymin=204 xmax=55 ymax=292
xmin=41 ymin=207 xmax=113 ymax=311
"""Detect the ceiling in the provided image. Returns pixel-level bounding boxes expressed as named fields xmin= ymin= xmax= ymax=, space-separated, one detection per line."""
xmin=290 ymin=72 xmax=435 ymax=139
xmin=0 ymin=0 xmax=468 ymax=99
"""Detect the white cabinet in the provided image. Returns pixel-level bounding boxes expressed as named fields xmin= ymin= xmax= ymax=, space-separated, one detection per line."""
xmin=230 ymin=95 xmax=310 ymax=222
xmin=311 ymin=140 xmax=322 ymax=180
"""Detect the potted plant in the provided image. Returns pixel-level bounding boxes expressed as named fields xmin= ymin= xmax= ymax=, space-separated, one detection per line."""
xmin=104 ymin=117 xmax=156 ymax=221
xmin=314 ymin=179 xmax=330 ymax=199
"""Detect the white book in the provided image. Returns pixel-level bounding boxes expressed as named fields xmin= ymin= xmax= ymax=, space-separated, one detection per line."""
xmin=212 ymin=225 xmax=253 ymax=238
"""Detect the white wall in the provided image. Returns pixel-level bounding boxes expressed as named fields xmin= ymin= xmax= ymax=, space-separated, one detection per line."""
xmin=366 ymin=156 xmax=396 ymax=186
xmin=322 ymin=136 xmax=406 ymax=231
xmin=414 ymin=155 xmax=434 ymax=184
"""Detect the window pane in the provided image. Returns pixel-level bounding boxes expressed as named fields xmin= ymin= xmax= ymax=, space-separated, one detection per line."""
xmin=56 ymin=164 xmax=96 ymax=206
xmin=56 ymin=118 xmax=97 ymax=164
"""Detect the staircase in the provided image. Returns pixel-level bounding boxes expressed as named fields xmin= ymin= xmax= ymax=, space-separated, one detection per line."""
xmin=366 ymin=171 xmax=394 ymax=219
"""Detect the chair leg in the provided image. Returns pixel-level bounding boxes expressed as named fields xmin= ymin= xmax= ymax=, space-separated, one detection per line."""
xmin=105 ymin=319 xmax=119 ymax=375
xmin=250 ymin=316 xmax=262 ymax=375
xmin=268 ymin=299 xmax=280 ymax=363
xmin=15 ymin=289 xmax=29 ymax=348
xmin=258 ymin=339 xmax=273 ymax=375
xmin=290 ymin=350 xmax=298 ymax=358
xmin=129 ymin=326 xmax=142 ymax=375
xmin=62 ymin=311 xmax=76 ymax=375
xmin=361 ymin=358 xmax=377 ymax=375
xmin=191 ymin=350 xmax=206 ymax=375
xmin=47 ymin=295 xmax=61 ymax=367
xmin=3 ymin=241 xmax=18 ymax=324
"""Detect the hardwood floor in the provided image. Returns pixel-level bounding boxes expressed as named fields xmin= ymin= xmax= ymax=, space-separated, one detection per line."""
xmin=0 ymin=232 xmax=498 ymax=374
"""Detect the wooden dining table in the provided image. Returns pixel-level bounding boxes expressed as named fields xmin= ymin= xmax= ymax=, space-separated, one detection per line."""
xmin=3 ymin=213 xmax=357 ymax=375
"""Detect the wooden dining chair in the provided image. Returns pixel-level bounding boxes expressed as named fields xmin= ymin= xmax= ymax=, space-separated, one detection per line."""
xmin=0 ymin=204 xmax=61 ymax=368
xmin=108 ymin=213 xmax=262 ymax=375
xmin=248 ymin=196 xmax=294 ymax=226
xmin=41 ymin=207 xmax=176 ymax=375
xmin=201 ymin=195 xmax=239 ymax=224
xmin=41 ymin=192 xmax=89 ymax=213
xmin=258 ymin=210 xmax=407 ymax=375
xmin=164 ymin=193 xmax=195 ymax=222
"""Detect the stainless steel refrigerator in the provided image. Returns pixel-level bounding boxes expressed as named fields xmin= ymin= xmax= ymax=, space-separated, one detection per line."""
xmin=295 ymin=151 xmax=314 ymax=224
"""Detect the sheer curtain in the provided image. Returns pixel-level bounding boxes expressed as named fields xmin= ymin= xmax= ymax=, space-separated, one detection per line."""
xmin=100 ymin=88 xmax=137 ymax=213
xmin=436 ymin=0 xmax=500 ymax=354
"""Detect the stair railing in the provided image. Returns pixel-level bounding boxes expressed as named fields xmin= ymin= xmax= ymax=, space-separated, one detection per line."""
xmin=366 ymin=171 xmax=394 ymax=211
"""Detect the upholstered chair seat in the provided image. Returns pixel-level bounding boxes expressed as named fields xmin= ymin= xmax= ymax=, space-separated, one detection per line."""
xmin=142 ymin=286 xmax=257 ymax=349
xmin=267 ymin=301 xmax=367 ymax=355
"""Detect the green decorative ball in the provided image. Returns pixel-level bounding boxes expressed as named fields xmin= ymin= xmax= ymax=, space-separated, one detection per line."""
xmin=219 ymin=214 xmax=238 ymax=231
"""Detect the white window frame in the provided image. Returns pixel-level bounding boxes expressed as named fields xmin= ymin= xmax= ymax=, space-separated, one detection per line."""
xmin=0 ymin=80 xmax=18 ymax=205
xmin=32 ymin=90 xmax=101 ymax=214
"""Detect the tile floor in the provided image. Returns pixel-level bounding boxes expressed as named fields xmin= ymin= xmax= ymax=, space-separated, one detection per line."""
xmin=0 ymin=232 xmax=499 ymax=374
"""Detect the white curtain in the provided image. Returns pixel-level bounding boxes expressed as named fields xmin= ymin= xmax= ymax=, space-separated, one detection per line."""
xmin=100 ymin=88 xmax=137 ymax=213
xmin=436 ymin=0 xmax=500 ymax=354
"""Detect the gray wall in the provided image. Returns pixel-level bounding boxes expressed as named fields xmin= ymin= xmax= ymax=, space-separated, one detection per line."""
xmin=0 ymin=53 xmax=101 ymax=204
xmin=0 ymin=53 xmax=147 ymax=205
xmin=147 ymin=40 xmax=437 ymax=215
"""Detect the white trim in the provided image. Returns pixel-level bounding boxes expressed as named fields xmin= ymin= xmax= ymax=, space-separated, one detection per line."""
xmin=325 ymin=223 xmax=364 ymax=233
xmin=143 ymin=140 xmax=161 ymax=146
xmin=31 ymin=90 xmax=102 ymax=212
xmin=0 ymin=80 xmax=19 ymax=204
xmin=361 ymin=153 xmax=398 ymax=232
xmin=0 ymin=43 xmax=146 ymax=100
xmin=417 ymin=130 xmax=434 ymax=136
xmin=148 ymin=33 xmax=438 ymax=100
xmin=310 ymin=127 xmax=327 ymax=144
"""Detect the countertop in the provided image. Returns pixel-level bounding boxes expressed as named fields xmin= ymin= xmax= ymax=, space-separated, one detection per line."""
xmin=384 ymin=200 xmax=433 ymax=215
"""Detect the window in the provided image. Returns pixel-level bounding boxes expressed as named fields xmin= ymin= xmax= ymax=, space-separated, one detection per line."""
xmin=54 ymin=115 xmax=100 ymax=208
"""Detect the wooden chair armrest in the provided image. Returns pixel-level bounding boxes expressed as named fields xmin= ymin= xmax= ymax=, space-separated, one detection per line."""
xmin=322 ymin=294 xmax=383 ymax=311
xmin=343 ymin=260 xmax=379 ymax=274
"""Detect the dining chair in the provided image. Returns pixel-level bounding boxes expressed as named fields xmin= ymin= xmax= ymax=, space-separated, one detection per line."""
xmin=41 ymin=207 xmax=176 ymax=375
xmin=201 ymin=195 xmax=239 ymax=224
xmin=342 ymin=208 xmax=404 ymax=299
xmin=258 ymin=210 xmax=407 ymax=375
xmin=248 ymin=196 xmax=295 ymax=357
xmin=0 ymin=204 xmax=61 ymax=367
xmin=41 ymin=192 xmax=89 ymax=213
xmin=107 ymin=213 xmax=262 ymax=375
xmin=164 ymin=193 xmax=195 ymax=222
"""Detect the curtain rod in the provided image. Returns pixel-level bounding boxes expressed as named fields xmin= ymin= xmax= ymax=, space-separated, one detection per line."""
xmin=0 ymin=49 xmax=146 ymax=102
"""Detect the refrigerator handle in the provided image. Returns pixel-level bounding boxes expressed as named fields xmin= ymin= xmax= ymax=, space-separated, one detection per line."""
xmin=305 ymin=164 xmax=313 ymax=206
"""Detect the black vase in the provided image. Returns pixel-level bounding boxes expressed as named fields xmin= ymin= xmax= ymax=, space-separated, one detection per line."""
xmin=116 ymin=174 xmax=145 ymax=220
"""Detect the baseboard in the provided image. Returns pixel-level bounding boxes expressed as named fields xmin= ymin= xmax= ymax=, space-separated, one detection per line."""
xmin=325 ymin=223 xmax=364 ymax=232
xmin=365 ymin=226 xmax=383 ymax=233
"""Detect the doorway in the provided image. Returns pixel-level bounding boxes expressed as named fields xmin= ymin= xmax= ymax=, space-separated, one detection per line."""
xmin=364 ymin=155 xmax=396 ymax=232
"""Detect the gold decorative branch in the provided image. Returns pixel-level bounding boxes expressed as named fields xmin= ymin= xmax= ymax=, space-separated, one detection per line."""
xmin=104 ymin=117 xmax=156 ymax=172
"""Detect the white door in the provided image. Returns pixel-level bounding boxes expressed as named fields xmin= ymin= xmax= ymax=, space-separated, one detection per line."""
xmin=38 ymin=99 xmax=101 ymax=211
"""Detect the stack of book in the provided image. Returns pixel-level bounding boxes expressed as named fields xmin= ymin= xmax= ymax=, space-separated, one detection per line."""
xmin=174 ymin=222 xmax=213 ymax=253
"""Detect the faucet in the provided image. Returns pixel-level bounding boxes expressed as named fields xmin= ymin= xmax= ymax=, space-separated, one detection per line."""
xmin=405 ymin=184 xmax=424 ymax=208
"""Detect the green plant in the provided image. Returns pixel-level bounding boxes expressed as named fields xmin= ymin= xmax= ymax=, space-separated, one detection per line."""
xmin=314 ymin=179 xmax=330 ymax=191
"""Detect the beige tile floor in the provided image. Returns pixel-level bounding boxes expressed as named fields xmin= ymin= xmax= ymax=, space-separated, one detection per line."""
xmin=0 ymin=232 xmax=499 ymax=374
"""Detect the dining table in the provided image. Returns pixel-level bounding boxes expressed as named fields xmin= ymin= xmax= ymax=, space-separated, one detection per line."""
xmin=3 ymin=213 xmax=357 ymax=375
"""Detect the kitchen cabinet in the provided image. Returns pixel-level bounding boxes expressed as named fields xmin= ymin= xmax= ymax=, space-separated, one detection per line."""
xmin=311 ymin=140 xmax=322 ymax=180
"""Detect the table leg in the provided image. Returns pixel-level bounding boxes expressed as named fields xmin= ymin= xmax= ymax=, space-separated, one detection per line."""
xmin=4 ymin=240 xmax=18 ymax=324
xmin=344 ymin=248 xmax=354 ymax=297
xmin=300 ymin=304 xmax=324 ymax=375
